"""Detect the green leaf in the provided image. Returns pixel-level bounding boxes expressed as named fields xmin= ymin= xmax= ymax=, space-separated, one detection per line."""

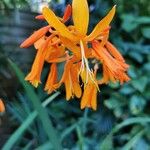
xmin=119 ymin=85 xmax=135 ymax=95
xmin=128 ymin=66 xmax=138 ymax=79
xmin=113 ymin=117 xmax=150 ymax=133
xmin=142 ymin=27 xmax=150 ymax=39
xmin=3 ymin=60 xmax=62 ymax=150
xmin=136 ymin=17 xmax=150 ymax=24
xmin=144 ymin=88 xmax=150 ymax=99
xmin=129 ymin=95 xmax=146 ymax=115
xmin=131 ymin=76 xmax=148 ymax=92
xmin=61 ymin=122 xmax=78 ymax=141
xmin=76 ymin=125 xmax=84 ymax=150
xmin=143 ymin=63 xmax=150 ymax=72
xmin=121 ymin=14 xmax=139 ymax=32
xmin=121 ymin=15 xmax=150 ymax=32
xmin=114 ymin=107 xmax=123 ymax=118
xmin=2 ymin=111 xmax=37 ymax=150
xmin=133 ymin=138 xmax=149 ymax=150
xmin=2 ymin=92 xmax=60 ymax=150
xmin=108 ymin=82 xmax=120 ymax=89
xmin=22 ymin=141 xmax=34 ymax=150
xmin=104 ymin=98 xmax=126 ymax=110
xmin=122 ymin=130 xmax=145 ymax=150
xmin=100 ymin=133 xmax=113 ymax=150
xmin=35 ymin=142 xmax=52 ymax=150
xmin=129 ymin=51 xmax=143 ymax=63
xmin=101 ymin=117 xmax=150 ymax=149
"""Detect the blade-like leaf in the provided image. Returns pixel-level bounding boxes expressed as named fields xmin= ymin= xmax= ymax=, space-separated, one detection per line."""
xmin=3 ymin=60 xmax=62 ymax=150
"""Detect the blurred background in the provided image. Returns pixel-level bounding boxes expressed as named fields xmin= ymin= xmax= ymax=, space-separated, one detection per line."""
xmin=0 ymin=0 xmax=150 ymax=149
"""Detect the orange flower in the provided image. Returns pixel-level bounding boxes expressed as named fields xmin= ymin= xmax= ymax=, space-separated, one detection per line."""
xmin=92 ymin=40 xmax=130 ymax=84
xmin=44 ymin=63 xmax=58 ymax=94
xmin=20 ymin=25 xmax=50 ymax=48
xmin=42 ymin=2 xmax=116 ymax=84
xmin=80 ymin=65 xmax=99 ymax=110
xmin=81 ymin=80 xmax=97 ymax=110
xmin=59 ymin=60 xmax=82 ymax=100
xmin=21 ymin=5 xmax=72 ymax=88
xmin=20 ymin=0 xmax=130 ymax=110
xmin=0 ymin=99 xmax=5 ymax=113
xmin=25 ymin=37 xmax=50 ymax=87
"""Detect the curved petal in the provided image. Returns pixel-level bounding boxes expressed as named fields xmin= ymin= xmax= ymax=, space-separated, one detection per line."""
xmin=72 ymin=0 xmax=89 ymax=35
xmin=70 ymin=65 xmax=82 ymax=98
xmin=34 ymin=37 xmax=45 ymax=50
xmin=62 ymin=4 xmax=72 ymax=23
xmin=105 ymin=41 xmax=125 ymax=62
xmin=91 ymin=86 xmax=97 ymax=110
xmin=85 ymin=6 xmax=116 ymax=41
xmin=35 ymin=15 xmax=45 ymax=20
xmin=59 ymin=36 xmax=81 ymax=58
xmin=0 ymin=99 xmax=5 ymax=112
xmin=42 ymin=7 xmax=78 ymax=41
xmin=20 ymin=25 xmax=50 ymax=48
xmin=44 ymin=63 xmax=58 ymax=94
xmin=81 ymin=84 xmax=93 ymax=109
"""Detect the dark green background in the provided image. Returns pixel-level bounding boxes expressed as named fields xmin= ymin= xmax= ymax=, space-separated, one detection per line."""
xmin=0 ymin=0 xmax=150 ymax=149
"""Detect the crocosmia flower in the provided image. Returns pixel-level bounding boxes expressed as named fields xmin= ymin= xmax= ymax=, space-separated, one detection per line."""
xmin=20 ymin=0 xmax=130 ymax=110
xmin=0 ymin=99 xmax=5 ymax=112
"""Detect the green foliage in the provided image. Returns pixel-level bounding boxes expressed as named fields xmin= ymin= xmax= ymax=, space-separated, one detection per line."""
xmin=2 ymin=61 xmax=62 ymax=150
xmin=0 ymin=0 xmax=150 ymax=149
xmin=0 ymin=0 xmax=29 ymax=9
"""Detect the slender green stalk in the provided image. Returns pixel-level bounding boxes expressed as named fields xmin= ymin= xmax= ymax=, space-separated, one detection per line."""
xmin=122 ymin=129 xmax=145 ymax=150
xmin=82 ymin=108 xmax=89 ymax=133
xmin=76 ymin=125 xmax=84 ymax=150
xmin=100 ymin=117 xmax=150 ymax=149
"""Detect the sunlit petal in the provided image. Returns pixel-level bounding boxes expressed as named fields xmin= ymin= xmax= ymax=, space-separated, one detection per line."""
xmin=20 ymin=25 xmax=50 ymax=48
xmin=72 ymin=0 xmax=89 ymax=35
xmin=63 ymin=4 xmax=72 ymax=23
xmin=85 ymin=6 xmax=116 ymax=41
xmin=91 ymin=86 xmax=97 ymax=110
xmin=0 ymin=99 xmax=5 ymax=112
xmin=105 ymin=41 xmax=125 ymax=62
xmin=81 ymin=84 xmax=92 ymax=109
xmin=42 ymin=7 xmax=78 ymax=41
xmin=44 ymin=63 xmax=58 ymax=94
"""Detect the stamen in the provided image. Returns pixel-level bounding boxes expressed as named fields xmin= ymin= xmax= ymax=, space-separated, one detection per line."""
xmin=79 ymin=40 xmax=97 ymax=85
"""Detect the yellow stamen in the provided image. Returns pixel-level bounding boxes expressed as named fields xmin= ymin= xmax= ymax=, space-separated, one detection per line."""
xmin=79 ymin=40 xmax=99 ymax=90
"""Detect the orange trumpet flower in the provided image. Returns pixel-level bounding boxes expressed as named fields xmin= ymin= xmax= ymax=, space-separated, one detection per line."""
xmin=0 ymin=99 xmax=5 ymax=113
xmin=20 ymin=0 xmax=130 ymax=110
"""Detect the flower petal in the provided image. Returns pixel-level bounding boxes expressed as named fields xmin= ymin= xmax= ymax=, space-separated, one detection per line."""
xmin=70 ymin=65 xmax=82 ymax=98
xmin=25 ymin=37 xmax=49 ymax=87
xmin=25 ymin=49 xmax=44 ymax=87
xmin=81 ymin=84 xmax=92 ymax=109
xmin=59 ymin=36 xmax=81 ymax=58
xmin=34 ymin=36 xmax=45 ymax=50
xmin=0 ymin=99 xmax=5 ymax=112
xmin=85 ymin=6 xmax=116 ymax=41
xmin=105 ymin=41 xmax=125 ymax=62
xmin=20 ymin=25 xmax=50 ymax=48
xmin=72 ymin=0 xmax=89 ymax=35
xmin=45 ymin=46 xmax=65 ymax=62
xmin=44 ymin=63 xmax=58 ymax=94
xmin=63 ymin=4 xmax=72 ymax=23
xmin=42 ymin=7 xmax=78 ymax=41
xmin=91 ymin=86 xmax=97 ymax=110
xmin=35 ymin=15 xmax=45 ymax=20
xmin=65 ymin=77 xmax=72 ymax=100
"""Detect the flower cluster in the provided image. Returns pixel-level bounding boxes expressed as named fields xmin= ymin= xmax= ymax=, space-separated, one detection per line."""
xmin=20 ymin=0 xmax=130 ymax=110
